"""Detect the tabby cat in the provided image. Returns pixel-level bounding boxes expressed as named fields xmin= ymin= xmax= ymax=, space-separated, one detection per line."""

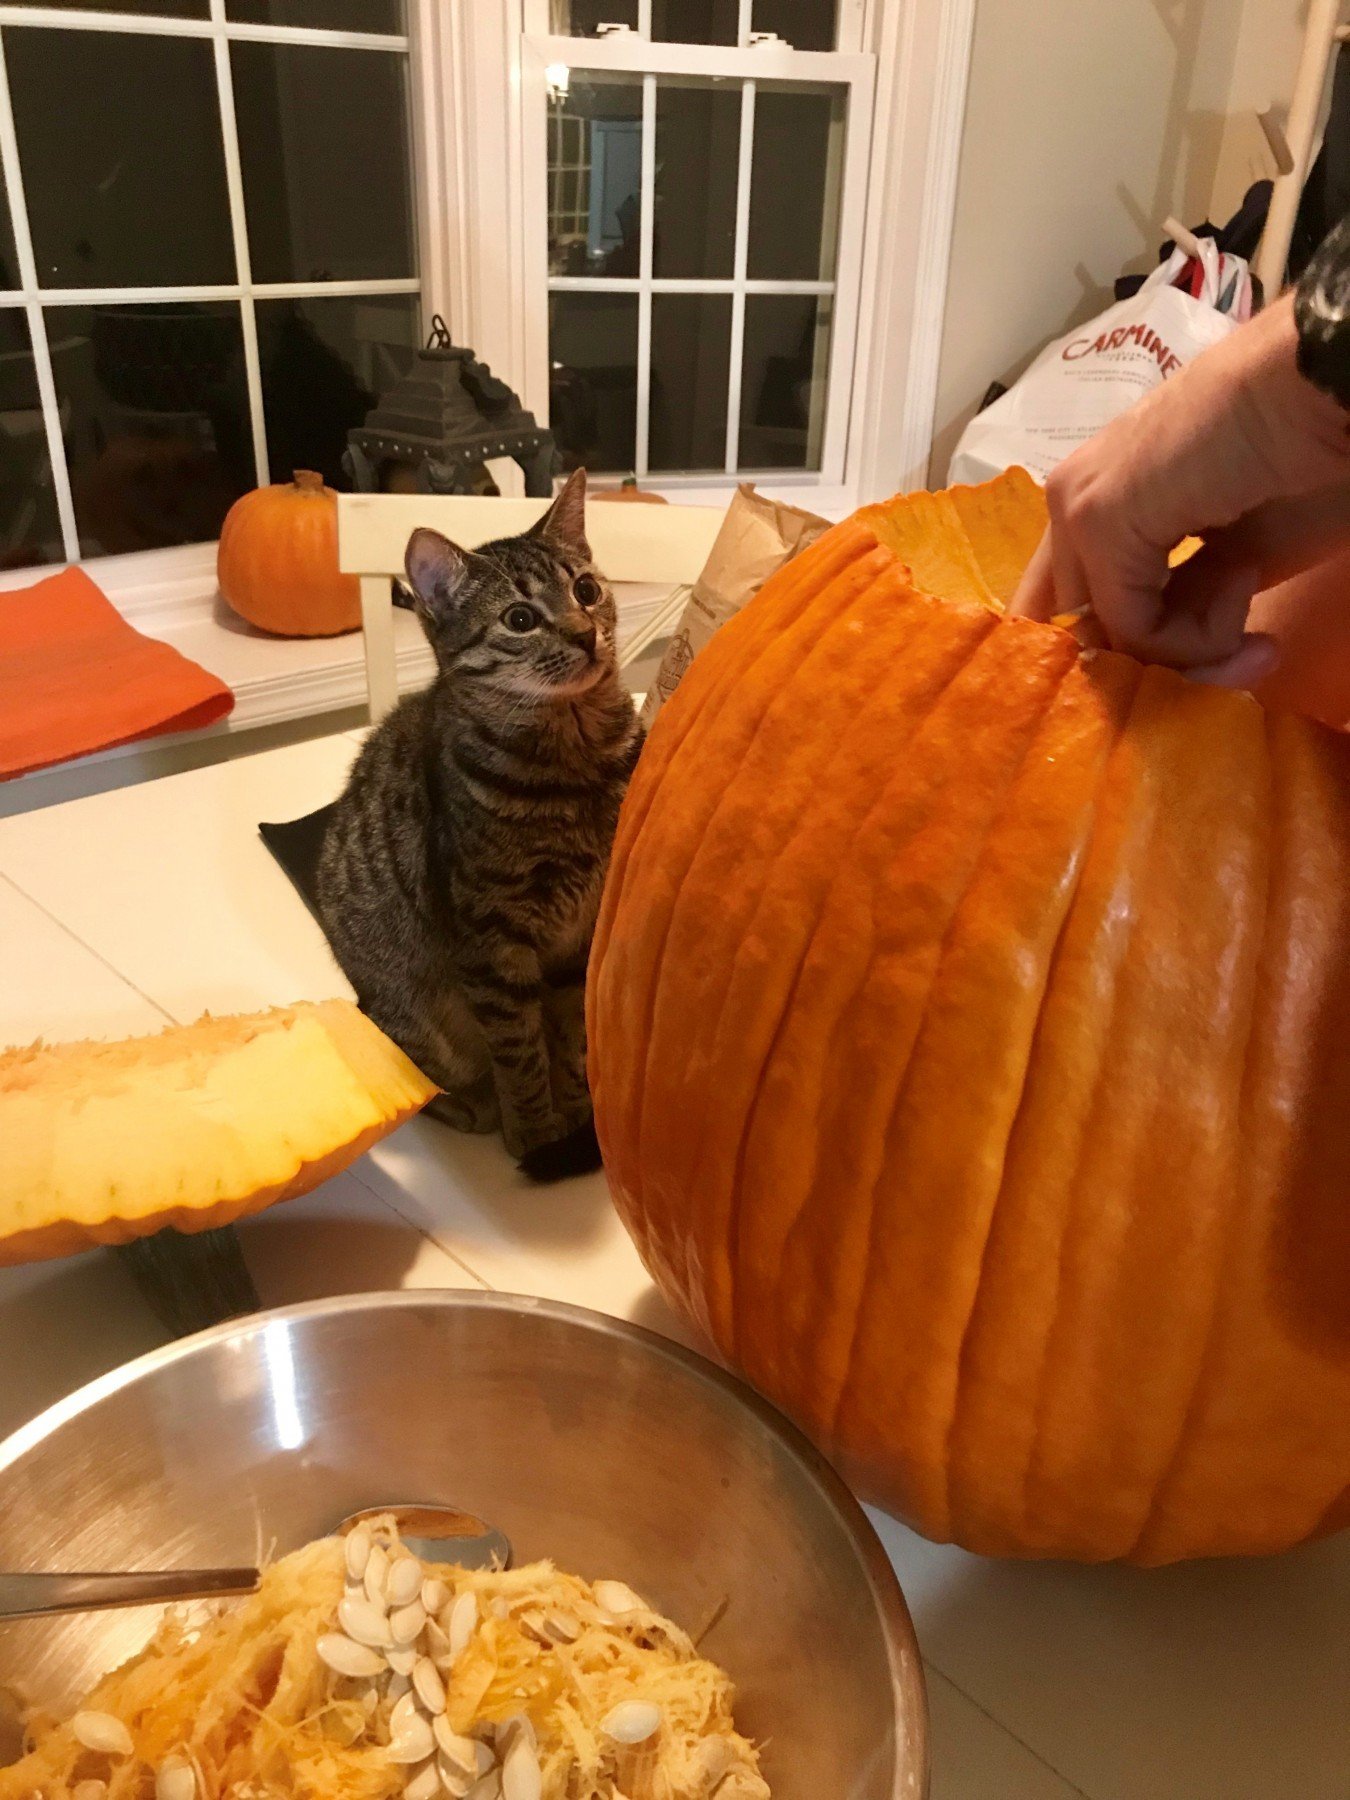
xmin=315 ymin=469 xmax=641 ymax=1181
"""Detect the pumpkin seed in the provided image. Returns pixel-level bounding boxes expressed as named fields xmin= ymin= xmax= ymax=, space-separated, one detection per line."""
xmin=593 ymin=1581 xmax=645 ymax=1618
xmin=387 ymin=1674 xmax=411 ymax=1702
xmin=499 ymin=1732 xmax=540 ymax=1800
xmin=364 ymin=1544 xmax=390 ymax=1608
xmin=601 ymin=1701 xmax=662 ymax=1745
xmin=388 ymin=1716 xmax=436 ymax=1765
xmin=340 ymin=1594 xmax=393 ymax=1648
xmin=420 ymin=1578 xmax=448 ymax=1616
xmin=344 ymin=1527 xmax=372 ymax=1584
xmin=390 ymin=1693 xmax=421 ymax=1738
xmin=432 ymin=1718 xmax=478 ymax=1776
xmin=462 ymin=1774 xmax=501 ymax=1800
xmin=412 ymin=1658 xmax=446 ymax=1714
xmin=424 ymin=1617 xmax=452 ymax=1662
xmin=72 ymin=1781 xmax=108 ymax=1800
xmin=543 ymin=1611 xmax=579 ymax=1645
xmin=390 ymin=1601 xmax=428 ymax=1646
xmin=386 ymin=1558 xmax=424 ymax=1609
xmin=387 ymin=1647 xmax=418 ymax=1677
xmin=403 ymin=1762 xmax=441 ymax=1800
xmin=71 ymin=1713 xmax=134 ymax=1758
xmin=317 ymin=1634 xmax=387 ymax=1680
xmin=155 ymin=1760 xmax=196 ymax=1800
xmin=446 ymin=1591 xmax=478 ymax=1661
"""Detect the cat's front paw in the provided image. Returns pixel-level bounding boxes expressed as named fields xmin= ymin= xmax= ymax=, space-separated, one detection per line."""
xmin=517 ymin=1115 xmax=603 ymax=1184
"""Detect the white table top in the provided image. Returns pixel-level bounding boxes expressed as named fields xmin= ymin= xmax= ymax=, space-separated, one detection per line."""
xmin=1 ymin=732 xmax=1345 ymax=1800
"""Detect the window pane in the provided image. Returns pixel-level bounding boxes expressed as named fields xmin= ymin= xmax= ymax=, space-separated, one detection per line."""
xmin=32 ymin=1 xmax=208 ymax=16
xmin=50 ymin=302 xmax=252 ymax=555
xmin=232 ymin=42 xmax=415 ymax=284
xmin=0 ymin=310 xmax=63 ymax=567
xmin=753 ymin=0 xmax=837 ymax=50
xmin=256 ymin=292 xmax=419 ymax=489
xmin=227 ymin=0 xmax=405 ymax=27
xmin=547 ymin=74 xmax=642 ymax=278
xmin=549 ymin=0 xmax=637 ymax=31
xmin=747 ymin=83 xmax=845 ymax=282
xmin=740 ymin=293 xmax=830 ymax=471
xmin=0 ymin=164 xmax=18 ymax=292
xmin=649 ymin=293 xmax=729 ymax=472
xmin=549 ymin=291 xmax=636 ymax=474
xmin=8 ymin=31 xmax=233 ymax=288
xmin=651 ymin=0 xmax=737 ymax=44
xmin=653 ymin=78 xmax=739 ymax=281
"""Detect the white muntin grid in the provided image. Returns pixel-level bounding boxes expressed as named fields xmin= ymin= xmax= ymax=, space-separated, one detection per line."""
xmin=522 ymin=0 xmax=875 ymax=490
xmin=0 ymin=1 xmax=421 ymax=564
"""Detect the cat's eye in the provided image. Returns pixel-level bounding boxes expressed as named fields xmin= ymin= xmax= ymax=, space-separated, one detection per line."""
xmin=502 ymin=603 xmax=540 ymax=633
xmin=573 ymin=573 xmax=601 ymax=607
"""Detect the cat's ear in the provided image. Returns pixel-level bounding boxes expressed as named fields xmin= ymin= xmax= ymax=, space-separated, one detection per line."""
xmin=531 ymin=467 xmax=590 ymax=560
xmin=405 ymin=527 xmax=471 ymax=617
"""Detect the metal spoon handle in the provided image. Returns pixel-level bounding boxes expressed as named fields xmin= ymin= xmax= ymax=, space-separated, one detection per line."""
xmin=0 ymin=1568 xmax=260 ymax=1621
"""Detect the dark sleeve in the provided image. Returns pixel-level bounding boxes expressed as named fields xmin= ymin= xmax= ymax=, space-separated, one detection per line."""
xmin=1294 ymin=211 xmax=1350 ymax=409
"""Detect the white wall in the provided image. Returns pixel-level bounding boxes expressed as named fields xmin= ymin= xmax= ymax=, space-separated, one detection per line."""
xmin=928 ymin=0 xmax=1267 ymax=483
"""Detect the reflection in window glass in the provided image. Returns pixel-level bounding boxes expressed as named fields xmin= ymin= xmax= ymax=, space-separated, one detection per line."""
xmin=8 ymin=29 xmax=233 ymax=288
xmin=256 ymin=293 xmax=420 ymax=489
xmin=654 ymin=79 xmax=739 ymax=281
xmin=549 ymin=291 xmax=637 ymax=474
xmin=649 ymin=294 xmax=730 ymax=472
xmin=740 ymin=293 xmax=830 ymax=471
xmin=748 ymin=84 xmax=844 ymax=282
xmin=549 ymin=0 xmax=637 ymax=31
xmin=651 ymin=0 xmax=737 ymax=44
xmin=232 ymin=42 xmax=415 ymax=283
xmin=0 ymin=310 xmax=63 ymax=568
xmin=753 ymin=0 xmax=837 ymax=50
xmin=228 ymin=0 xmax=404 ymax=27
xmin=49 ymin=302 xmax=252 ymax=556
xmin=548 ymin=75 xmax=643 ymax=278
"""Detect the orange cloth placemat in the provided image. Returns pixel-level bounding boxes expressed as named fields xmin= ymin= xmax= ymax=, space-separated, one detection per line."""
xmin=0 ymin=567 xmax=234 ymax=780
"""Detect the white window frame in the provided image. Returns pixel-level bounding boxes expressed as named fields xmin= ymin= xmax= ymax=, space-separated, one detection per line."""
xmin=519 ymin=22 xmax=875 ymax=492
xmin=440 ymin=0 xmax=976 ymax=520
xmin=0 ymin=0 xmax=429 ymax=597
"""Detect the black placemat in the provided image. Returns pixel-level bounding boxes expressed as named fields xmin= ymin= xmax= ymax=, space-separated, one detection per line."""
xmin=258 ymin=801 xmax=337 ymax=929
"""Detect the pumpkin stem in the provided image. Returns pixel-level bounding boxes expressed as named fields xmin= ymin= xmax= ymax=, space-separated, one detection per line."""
xmin=293 ymin=470 xmax=325 ymax=493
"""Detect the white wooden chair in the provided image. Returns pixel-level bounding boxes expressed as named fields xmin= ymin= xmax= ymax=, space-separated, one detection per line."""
xmin=337 ymin=491 xmax=725 ymax=721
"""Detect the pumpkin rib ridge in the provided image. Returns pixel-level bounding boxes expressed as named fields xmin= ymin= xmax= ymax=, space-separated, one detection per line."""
xmin=1125 ymin=707 xmax=1275 ymax=1563
xmin=616 ymin=552 xmax=887 ymax=1245
xmin=938 ymin=656 xmax=1143 ymax=1547
xmin=693 ymin=595 xmax=999 ymax=1367
xmin=735 ymin=608 xmax=1005 ymax=1383
xmin=1009 ymin=669 xmax=1171 ymax=1553
xmin=635 ymin=557 xmax=909 ymax=1328
xmin=821 ymin=635 xmax=1079 ymax=1467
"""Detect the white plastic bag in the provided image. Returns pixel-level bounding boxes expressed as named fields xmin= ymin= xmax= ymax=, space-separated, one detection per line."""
xmin=949 ymin=243 xmax=1241 ymax=486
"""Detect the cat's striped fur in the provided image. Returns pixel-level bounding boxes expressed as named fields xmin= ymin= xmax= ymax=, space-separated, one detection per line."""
xmin=315 ymin=470 xmax=641 ymax=1179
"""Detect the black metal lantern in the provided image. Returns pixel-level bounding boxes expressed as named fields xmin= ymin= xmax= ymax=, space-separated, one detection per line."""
xmin=345 ymin=316 xmax=556 ymax=498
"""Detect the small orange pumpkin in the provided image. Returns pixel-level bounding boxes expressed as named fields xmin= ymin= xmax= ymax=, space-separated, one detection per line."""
xmin=217 ymin=470 xmax=361 ymax=637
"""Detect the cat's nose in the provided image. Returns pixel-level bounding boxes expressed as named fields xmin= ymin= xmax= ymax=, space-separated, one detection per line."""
xmin=566 ymin=616 xmax=597 ymax=657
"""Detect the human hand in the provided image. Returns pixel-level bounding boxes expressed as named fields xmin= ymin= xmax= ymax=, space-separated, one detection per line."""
xmin=1009 ymin=296 xmax=1350 ymax=686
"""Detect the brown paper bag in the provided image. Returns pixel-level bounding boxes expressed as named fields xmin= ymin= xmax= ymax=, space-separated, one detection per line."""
xmin=639 ymin=485 xmax=829 ymax=730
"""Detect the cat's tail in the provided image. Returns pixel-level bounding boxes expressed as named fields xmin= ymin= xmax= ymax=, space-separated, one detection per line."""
xmin=518 ymin=1116 xmax=603 ymax=1184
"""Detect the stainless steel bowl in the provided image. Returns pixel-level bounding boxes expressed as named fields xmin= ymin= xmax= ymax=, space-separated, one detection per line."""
xmin=0 ymin=1293 xmax=927 ymax=1797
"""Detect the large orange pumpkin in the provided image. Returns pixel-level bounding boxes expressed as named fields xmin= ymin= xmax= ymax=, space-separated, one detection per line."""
xmin=217 ymin=470 xmax=361 ymax=637
xmin=589 ymin=474 xmax=1350 ymax=1565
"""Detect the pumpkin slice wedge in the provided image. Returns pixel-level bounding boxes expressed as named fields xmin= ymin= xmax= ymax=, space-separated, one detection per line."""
xmin=0 ymin=1000 xmax=437 ymax=1264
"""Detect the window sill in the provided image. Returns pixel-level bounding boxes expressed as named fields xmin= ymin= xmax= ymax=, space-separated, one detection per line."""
xmin=0 ymin=550 xmax=681 ymax=814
